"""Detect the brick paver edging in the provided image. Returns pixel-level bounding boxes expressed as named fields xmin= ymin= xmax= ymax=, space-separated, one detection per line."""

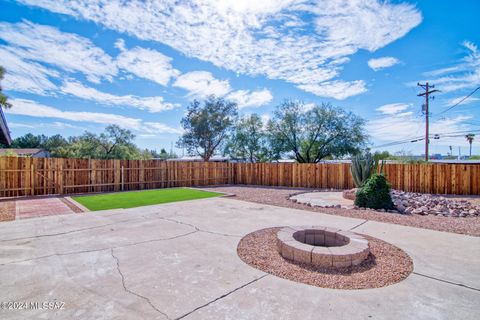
xmin=276 ymin=226 xmax=370 ymax=268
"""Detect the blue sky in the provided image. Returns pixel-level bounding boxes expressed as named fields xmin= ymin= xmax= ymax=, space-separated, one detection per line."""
xmin=1 ymin=0 xmax=479 ymax=156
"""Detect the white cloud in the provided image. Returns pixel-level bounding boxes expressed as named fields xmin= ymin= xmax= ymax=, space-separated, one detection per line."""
xmin=423 ymin=41 xmax=480 ymax=93
xmin=0 ymin=46 xmax=58 ymax=95
xmin=445 ymin=96 xmax=480 ymax=106
xmin=7 ymin=98 xmax=141 ymax=129
xmin=303 ymin=103 xmax=315 ymax=112
xmin=60 ymin=81 xmax=177 ymax=112
xmin=6 ymin=98 xmax=181 ymax=135
xmin=8 ymin=121 xmax=80 ymax=129
xmin=173 ymin=71 xmax=273 ymax=107
xmin=116 ymin=41 xmax=180 ymax=86
xmin=376 ymin=103 xmax=410 ymax=115
xmin=143 ymin=122 xmax=183 ymax=134
xmin=368 ymin=57 xmax=399 ymax=71
xmin=173 ymin=71 xmax=232 ymax=98
xmin=297 ymin=80 xmax=367 ymax=100
xmin=0 ymin=21 xmax=117 ymax=83
xmin=226 ymin=89 xmax=273 ymax=108
xmin=20 ymin=0 xmax=422 ymax=100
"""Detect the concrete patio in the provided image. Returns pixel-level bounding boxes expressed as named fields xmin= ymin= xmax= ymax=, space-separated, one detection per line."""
xmin=0 ymin=197 xmax=478 ymax=319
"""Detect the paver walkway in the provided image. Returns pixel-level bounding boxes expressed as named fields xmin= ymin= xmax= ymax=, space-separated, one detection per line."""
xmin=0 ymin=197 xmax=478 ymax=319
xmin=15 ymin=197 xmax=79 ymax=219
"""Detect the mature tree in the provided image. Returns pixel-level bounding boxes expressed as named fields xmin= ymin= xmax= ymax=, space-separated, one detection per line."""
xmin=225 ymin=114 xmax=269 ymax=162
xmin=5 ymin=125 xmax=153 ymax=160
xmin=177 ymin=96 xmax=237 ymax=161
xmin=53 ymin=125 xmax=140 ymax=159
xmin=11 ymin=133 xmax=48 ymax=148
xmin=0 ymin=66 xmax=12 ymax=109
xmin=267 ymin=101 xmax=367 ymax=163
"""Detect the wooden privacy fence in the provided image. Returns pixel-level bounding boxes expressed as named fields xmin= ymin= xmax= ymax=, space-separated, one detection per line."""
xmin=0 ymin=158 xmax=479 ymax=197
xmin=233 ymin=162 xmax=480 ymax=195
xmin=0 ymin=157 xmax=233 ymax=197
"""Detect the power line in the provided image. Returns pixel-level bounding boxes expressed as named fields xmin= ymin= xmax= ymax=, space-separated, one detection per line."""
xmin=433 ymin=86 xmax=480 ymax=117
xmin=371 ymin=129 xmax=480 ymax=150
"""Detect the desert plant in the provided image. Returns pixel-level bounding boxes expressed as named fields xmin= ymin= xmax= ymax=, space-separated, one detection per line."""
xmin=350 ymin=152 xmax=374 ymax=187
xmin=354 ymin=174 xmax=395 ymax=210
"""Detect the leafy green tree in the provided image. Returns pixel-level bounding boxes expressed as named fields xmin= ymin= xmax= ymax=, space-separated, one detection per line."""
xmin=52 ymin=125 xmax=140 ymax=159
xmin=0 ymin=66 xmax=12 ymax=109
xmin=177 ymin=96 xmax=237 ymax=161
xmin=267 ymin=101 xmax=367 ymax=163
xmin=373 ymin=151 xmax=391 ymax=162
xmin=225 ymin=114 xmax=269 ymax=162
xmin=11 ymin=133 xmax=48 ymax=148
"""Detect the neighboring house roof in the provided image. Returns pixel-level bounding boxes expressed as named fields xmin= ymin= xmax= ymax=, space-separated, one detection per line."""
xmin=0 ymin=107 xmax=11 ymax=146
xmin=0 ymin=148 xmax=48 ymax=156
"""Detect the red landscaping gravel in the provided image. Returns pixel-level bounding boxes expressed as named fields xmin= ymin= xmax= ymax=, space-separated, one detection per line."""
xmin=203 ymin=186 xmax=480 ymax=237
xmin=237 ymin=227 xmax=413 ymax=289
xmin=0 ymin=201 xmax=15 ymax=222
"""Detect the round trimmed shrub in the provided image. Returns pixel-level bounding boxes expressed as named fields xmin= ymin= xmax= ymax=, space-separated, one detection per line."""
xmin=355 ymin=174 xmax=394 ymax=210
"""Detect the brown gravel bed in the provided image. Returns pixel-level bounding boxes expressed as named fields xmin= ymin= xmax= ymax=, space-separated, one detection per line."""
xmin=237 ymin=227 xmax=413 ymax=289
xmin=0 ymin=201 xmax=16 ymax=222
xmin=203 ymin=186 xmax=480 ymax=237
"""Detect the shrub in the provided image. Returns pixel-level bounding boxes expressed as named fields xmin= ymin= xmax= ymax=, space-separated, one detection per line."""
xmin=355 ymin=174 xmax=394 ymax=210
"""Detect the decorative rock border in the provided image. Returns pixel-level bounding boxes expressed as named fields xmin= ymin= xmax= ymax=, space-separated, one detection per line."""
xmin=276 ymin=226 xmax=369 ymax=268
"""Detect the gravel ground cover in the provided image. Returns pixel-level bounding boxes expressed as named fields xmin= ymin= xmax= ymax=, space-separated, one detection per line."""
xmin=237 ymin=227 xmax=413 ymax=289
xmin=203 ymin=186 xmax=480 ymax=237
xmin=0 ymin=200 xmax=15 ymax=222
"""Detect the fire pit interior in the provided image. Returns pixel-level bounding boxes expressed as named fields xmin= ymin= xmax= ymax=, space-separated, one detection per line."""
xmin=277 ymin=226 xmax=370 ymax=268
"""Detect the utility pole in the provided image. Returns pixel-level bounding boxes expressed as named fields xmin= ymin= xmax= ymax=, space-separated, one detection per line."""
xmin=417 ymin=82 xmax=439 ymax=161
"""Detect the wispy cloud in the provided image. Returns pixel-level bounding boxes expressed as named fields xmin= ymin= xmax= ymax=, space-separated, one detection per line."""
xmin=298 ymin=81 xmax=367 ymax=100
xmin=0 ymin=46 xmax=58 ymax=95
xmin=173 ymin=71 xmax=273 ymax=108
xmin=226 ymin=89 xmax=273 ymax=109
xmin=376 ymin=103 xmax=410 ymax=115
xmin=0 ymin=20 xmax=117 ymax=83
xmin=173 ymin=71 xmax=232 ymax=98
xmin=368 ymin=57 xmax=399 ymax=71
xmin=19 ymin=0 xmax=422 ymax=100
xmin=60 ymin=81 xmax=178 ymax=112
xmin=115 ymin=39 xmax=180 ymax=86
xmin=6 ymin=98 xmax=181 ymax=134
xmin=368 ymin=106 xmax=473 ymax=148
xmin=422 ymin=41 xmax=480 ymax=93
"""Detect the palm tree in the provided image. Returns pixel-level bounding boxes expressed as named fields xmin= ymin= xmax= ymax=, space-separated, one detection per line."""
xmin=0 ymin=66 xmax=12 ymax=109
xmin=465 ymin=133 xmax=475 ymax=157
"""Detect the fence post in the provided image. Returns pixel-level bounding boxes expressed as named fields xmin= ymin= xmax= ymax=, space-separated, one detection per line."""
xmin=30 ymin=163 xmax=35 ymax=196
xmin=58 ymin=163 xmax=64 ymax=194
xmin=121 ymin=166 xmax=124 ymax=191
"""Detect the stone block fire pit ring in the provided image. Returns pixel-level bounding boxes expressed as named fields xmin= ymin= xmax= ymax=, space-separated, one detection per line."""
xmin=276 ymin=226 xmax=370 ymax=268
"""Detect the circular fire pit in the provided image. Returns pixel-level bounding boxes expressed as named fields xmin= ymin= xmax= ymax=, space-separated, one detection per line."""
xmin=276 ymin=226 xmax=370 ymax=268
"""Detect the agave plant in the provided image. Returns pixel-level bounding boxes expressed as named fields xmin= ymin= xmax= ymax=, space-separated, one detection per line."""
xmin=350 ymin=152 xmax=374 ymax=188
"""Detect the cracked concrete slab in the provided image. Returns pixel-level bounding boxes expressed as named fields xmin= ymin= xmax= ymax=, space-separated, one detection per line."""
xmin=353 ymin=220 xmax=480 ymax=289
xmin=184 ymin=272 xmax=477 ymax=320
xmin=0 ymin=197 xmax=479 ymax=319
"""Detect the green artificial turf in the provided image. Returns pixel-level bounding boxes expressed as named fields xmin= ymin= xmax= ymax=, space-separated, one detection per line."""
xmin=72 ymin=188 xmax=221 ymax=211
